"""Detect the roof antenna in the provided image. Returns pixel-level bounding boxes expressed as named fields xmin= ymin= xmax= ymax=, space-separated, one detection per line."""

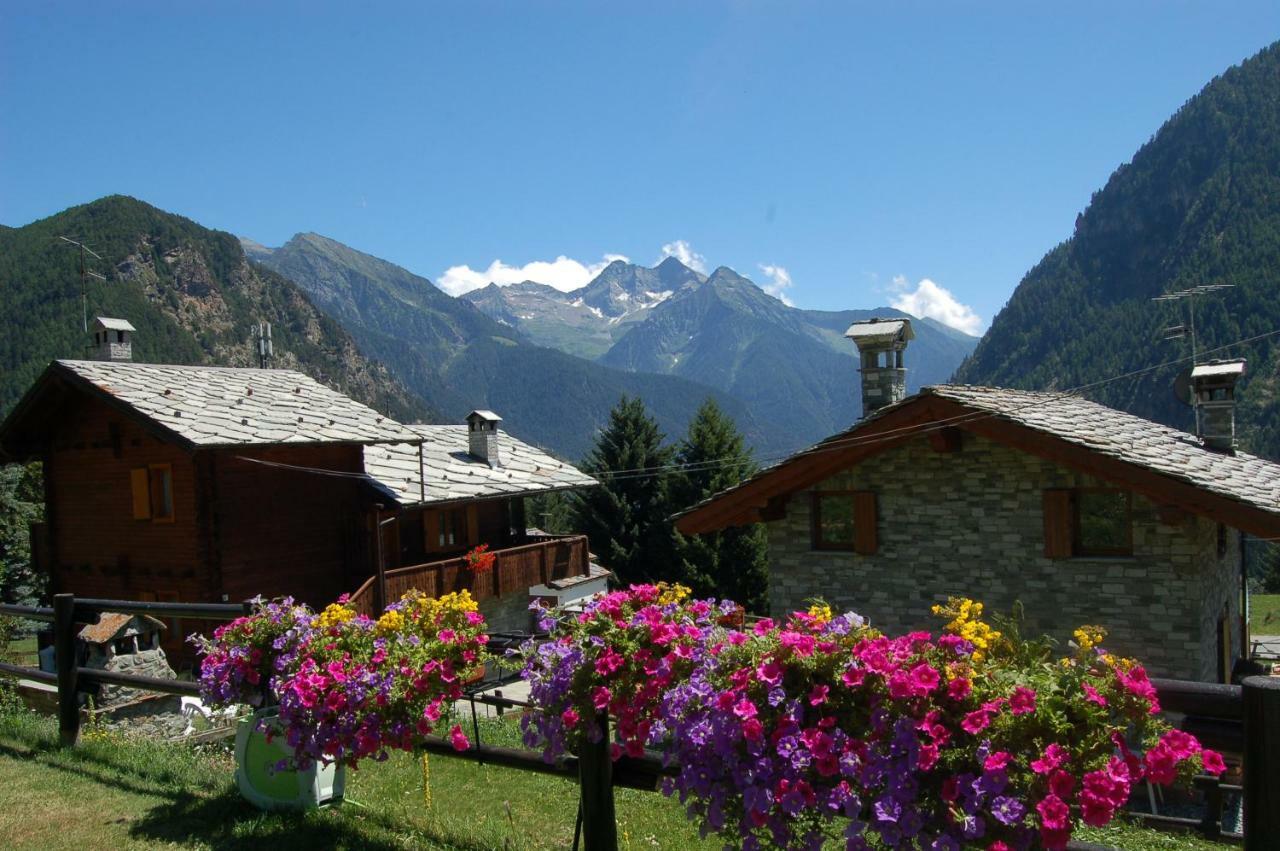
xmin=252 ymin=322 xmax=274 ymax=369
xmin=1152 ymin=283 xmax=1235 ymax=366
xmin=58 ymin=236 xmax=106 ymax=335
xmin=1154 ymin=283 xmax=1237 ymax=443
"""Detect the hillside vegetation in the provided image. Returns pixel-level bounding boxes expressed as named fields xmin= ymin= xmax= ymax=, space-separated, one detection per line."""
xmin=0 ymin=197 xmax=430 ymax=424
xmin=956 ymin=41 xmax=1280 ymax=457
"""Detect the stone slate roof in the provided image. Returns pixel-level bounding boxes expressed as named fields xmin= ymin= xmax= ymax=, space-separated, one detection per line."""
xmin=78 ymin=612 xmax=167 ymax=644
xmin=94 ymin=317 xmax=136 ymax=332
xmin=364 ymin=425 xmax=598 ymax=507
xmin=54 ymin=360 xmax=420 ymax=448
xmin=924 ymin=385 xmax=1280 ymax=515
xmin=676 ymin=383 xmax=1280 ymax=532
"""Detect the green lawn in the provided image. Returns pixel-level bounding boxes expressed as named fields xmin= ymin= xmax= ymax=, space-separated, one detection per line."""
xmin=3 ymin=636 xmax=39 ymax=667
xmin=1251 ymin=594 xmax=1280 ymax=635
xmin=0 ymin=705 xmax=1236 ymax=850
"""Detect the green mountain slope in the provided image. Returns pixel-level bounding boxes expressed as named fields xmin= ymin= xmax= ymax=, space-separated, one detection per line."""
xmin=0 ymin=196 xmax=429 ymax=423
xmin=250 ymin=235 xmax=773 ymax=459
xmin=954 ymin=41 xmax=1280 ymax=457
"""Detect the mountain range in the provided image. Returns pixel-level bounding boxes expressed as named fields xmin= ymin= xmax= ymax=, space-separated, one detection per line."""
xmin=250 ymin=235 xmax=977 ymax=459
xmin=955 ymin=40 xmax=1280 ymax=459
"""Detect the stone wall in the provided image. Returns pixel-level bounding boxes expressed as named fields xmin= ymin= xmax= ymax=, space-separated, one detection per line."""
xmin=479 ymin=590 xmax=533 ymax=635
xmin=766 ymin=431 xmax=1241 ymax=681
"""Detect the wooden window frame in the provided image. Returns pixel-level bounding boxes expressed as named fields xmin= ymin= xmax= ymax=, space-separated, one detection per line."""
xmin=148 ymin=463 xmax=175 ymax=524
xmin=810 ymin=490 xmax=857 ymax=552
xmin=1071 ymin=488 xmax=1132 ymax=558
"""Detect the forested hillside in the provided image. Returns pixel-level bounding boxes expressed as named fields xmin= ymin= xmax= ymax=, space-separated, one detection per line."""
xmin=955 ymin=41 xmax=1280 ymax=457
xmin=0 ymin=196 xmax=430 ymax=423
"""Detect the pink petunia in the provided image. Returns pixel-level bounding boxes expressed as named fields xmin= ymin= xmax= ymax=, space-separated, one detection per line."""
xmin=561 ymin=707 xmax=581 ymax=728
xmin=1082 ymin=682 xmax=1107 ymax=706
xmin=1036 ymin=794 xmax=1070 ymax=830
xmin=946 ymin=677 xmax=972 ymax=701
xmin=591 ymin=686 xmax=612 ymax=711
xmin=808 ymin=684 xmax=830 ymax=706
xmin=984 ymin=751 xmax=1013 ymax=772
xmin=449 ymin=724 xmax=470 ymax=752
xmin=1201 ymin=749 xmax=1227 ymax=776
xmin=961 ymin=709 xmax=992 ymax=735
xmin=1009 ymin=686 xmax=1037 ymax=715
xmin=1031 ymin=743 xmax=1068 ymax=775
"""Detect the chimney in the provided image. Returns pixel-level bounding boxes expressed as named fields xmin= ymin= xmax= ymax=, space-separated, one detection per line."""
xmin=91 ymin=317 xmax=135 ymax=362
xmin=1191 ymin=359 xmax=1246 ymax=453
xmin=844 ymin=317 xmax=914 ymax=416
xmin=466 ymin=410 xmax=503 ymax=467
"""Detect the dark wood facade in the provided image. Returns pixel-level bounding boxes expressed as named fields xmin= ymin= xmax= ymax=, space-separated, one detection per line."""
xmin=29 ymin=393 xmax=378 ymax=664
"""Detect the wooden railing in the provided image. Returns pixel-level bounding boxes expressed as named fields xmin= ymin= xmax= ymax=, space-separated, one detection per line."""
xmin=348 ymin=534 xmax=590 ymax=618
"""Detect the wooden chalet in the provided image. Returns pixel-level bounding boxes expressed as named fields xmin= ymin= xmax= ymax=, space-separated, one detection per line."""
xmin=0 ymin=328 xmax=604 ymax=662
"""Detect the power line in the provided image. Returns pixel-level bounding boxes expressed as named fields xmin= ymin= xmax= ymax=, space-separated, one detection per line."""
xmin=229 ymin=324 xmax=1280 ymax=489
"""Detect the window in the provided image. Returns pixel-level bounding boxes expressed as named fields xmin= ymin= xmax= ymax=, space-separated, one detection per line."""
xmin=1072 ymin=489 xmax=1131 ymax=557
xmin=812 ymin=491 xmax=856 ymax=551
xmin=130 ymin=464 xmax=174 ymax=522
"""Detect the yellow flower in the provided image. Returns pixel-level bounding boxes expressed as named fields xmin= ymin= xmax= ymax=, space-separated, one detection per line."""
xmin=932 ymin=596 xmax=1001 ymax=663
xmin=375 ymin=608 xmax=406 ymax=635
xmin=807 ymin=603 xmax=833 ymax=626
xmin=656 ymin=583 xmax=692 ymax=605
xmin=317 ymin=603 xmax=356 ymax=629
xmin=1073 ymin=625 xmax=1107 ymax=652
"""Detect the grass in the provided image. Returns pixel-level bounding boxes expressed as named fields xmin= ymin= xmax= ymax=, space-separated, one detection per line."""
xmin=1250 ymin=594 xmax=1280 ymax=635
xmin=0 ymin=705 xmax=1237 ymax=851
xmin=3 ymin=636 xmax=39 ymax=666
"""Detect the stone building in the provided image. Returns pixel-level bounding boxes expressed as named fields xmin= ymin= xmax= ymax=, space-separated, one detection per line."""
xmin=677 ymin=321 xmax=1277 ymax=683
xmin=78 ymin=612 xmax=176 ymax=705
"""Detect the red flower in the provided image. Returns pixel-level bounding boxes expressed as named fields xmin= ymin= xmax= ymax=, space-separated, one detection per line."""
xmin=1008 ymin=686 xmax=1037 ymax=715
xmin=1201 ymin=749 xmax=1227 ymax=776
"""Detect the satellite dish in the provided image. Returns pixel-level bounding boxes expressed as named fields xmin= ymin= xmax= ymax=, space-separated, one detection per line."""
xmin=1174 ymin=369 xmax=1193 ymax=406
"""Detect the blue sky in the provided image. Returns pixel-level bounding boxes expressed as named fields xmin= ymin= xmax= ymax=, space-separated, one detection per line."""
xmin=2 ymin=2 xmax=1277 ymax=334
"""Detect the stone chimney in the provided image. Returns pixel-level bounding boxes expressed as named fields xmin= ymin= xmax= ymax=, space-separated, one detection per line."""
xmin=467 ymin=410 xmax=503 ymax=467
xmin=91 ymin=317 xmax=135 ymax=362
xmin=844 ymin=318 xmax=914 ymax=416
xmin=1191 ymin=359 xmax=1246 ymax=453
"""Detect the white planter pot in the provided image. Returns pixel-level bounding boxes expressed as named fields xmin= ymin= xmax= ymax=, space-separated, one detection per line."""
xmin=234 ymin=707 xmax=345 ymax=811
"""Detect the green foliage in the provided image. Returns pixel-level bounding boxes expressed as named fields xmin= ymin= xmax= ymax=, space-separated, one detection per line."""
xmin=524 ymin=491 xmax=574 ymax=535
xmin=1262 ymin=545 xmax=1280 ymax=594
xmin=570 ymin=396 xmax=678 ymax=585
xmin=671 ymin=399 xmax=769 ymax=612
xmin=0 ymin=463 xmax=43 ymax=606
xmin=0 ymin=195 xmax=429 ymax=425
xmin=955 ymin=42 xmax=1280 ymax=459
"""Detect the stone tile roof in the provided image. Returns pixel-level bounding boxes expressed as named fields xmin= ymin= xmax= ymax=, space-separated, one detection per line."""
xmin=676 ymin=383 xmax=1280 ymax=532
xmin=55 ymin=360 xmax=420 ymax=448
xmin=364 ymin=425 xmax=598 ymax=506
xmin=78 ymin=612 xmax=167 ymax=644
xmin=923 ymin=385 xmax=1280 ymax=515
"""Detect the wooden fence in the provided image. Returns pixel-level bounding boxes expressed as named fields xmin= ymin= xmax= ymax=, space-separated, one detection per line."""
xmin=2 ymin=595 xmax=1279 ymax=850
xmin=348 ymin=533 xmax=590 ymax=617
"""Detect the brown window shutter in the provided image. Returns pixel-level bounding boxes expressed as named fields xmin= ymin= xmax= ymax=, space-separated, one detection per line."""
xmin=466 ymin=504 xmax=480 ymax=546
xmin=853 ymin=491 xmax=878 ymax=555
xmin=424 ymin=511 xmax=441 ymax=551
xmin=130 ymin=468 xmax=151 ymax=520
xmin=1043 ymin=489 xmax=1073 ymax=558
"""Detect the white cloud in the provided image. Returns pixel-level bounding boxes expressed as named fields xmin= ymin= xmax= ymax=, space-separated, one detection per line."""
xmin=437 ymin=253 xmax=629 ymax=296
xmin=658 ymin=240 xmax=708 ymax=274
xmin=889 ymin=275 xmax=983 ymax=336
xmin=756 ymin=263 xmax=795 ymax=306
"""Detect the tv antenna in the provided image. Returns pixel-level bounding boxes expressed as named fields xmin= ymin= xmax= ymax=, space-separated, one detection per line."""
xmin=58 ymin=236 xmax=107 ymax=333
xmin=1152 ymin=283 xmax=1234 ymax=366
xmin=252 ymin=322 xmax=274 ymax=368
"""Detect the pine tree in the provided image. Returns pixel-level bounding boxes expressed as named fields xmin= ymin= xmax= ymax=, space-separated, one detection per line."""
xmin=671 ymin=399 xmax=769 ymax=612
xmin=570 ymin=396 xmax=677 ymax=585
xmin=0 ymin=462 xmax=44 ymax=606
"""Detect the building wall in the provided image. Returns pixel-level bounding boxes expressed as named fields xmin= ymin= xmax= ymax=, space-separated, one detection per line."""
xmin=478 ymin=589 xmax=532 ymax=634
xmin=45 ymin=396 xmax=208 ymax=604
xmin=766 ymin=431 xmax=1239 ymax=681
xmin=212 ymin=444 xmax=370 ymax=610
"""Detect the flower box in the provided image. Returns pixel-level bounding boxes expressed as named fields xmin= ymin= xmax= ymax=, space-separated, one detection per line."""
xmin=234 ymin=708 xmax=345 ymax=811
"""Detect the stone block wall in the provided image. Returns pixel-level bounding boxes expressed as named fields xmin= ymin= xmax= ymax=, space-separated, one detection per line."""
xmin=766 ymin=431 xmax=1241 ymax=681
xmin=479 ymin=590 xmax=533 ymax=635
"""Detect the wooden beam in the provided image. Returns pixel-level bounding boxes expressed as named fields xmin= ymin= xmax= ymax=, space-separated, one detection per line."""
xmin=929 ymin=427 xmax=962 ymax=453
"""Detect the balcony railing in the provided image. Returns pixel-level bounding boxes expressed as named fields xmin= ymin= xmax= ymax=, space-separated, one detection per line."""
xmin=348 ymin=534 xmax=590 ymax=618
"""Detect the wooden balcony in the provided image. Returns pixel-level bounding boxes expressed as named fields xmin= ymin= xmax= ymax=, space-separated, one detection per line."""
xmin=348 ymin=534 xmax=590 ymax=618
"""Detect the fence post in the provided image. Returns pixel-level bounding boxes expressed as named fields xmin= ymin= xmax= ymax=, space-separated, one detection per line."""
xmin=578 ymin=713 xmax=618 ymax=851
xmin=1243 ymin=675 xmax=1280 ymax=850
xmin=53 ymin=593 xmax=79 ymax=747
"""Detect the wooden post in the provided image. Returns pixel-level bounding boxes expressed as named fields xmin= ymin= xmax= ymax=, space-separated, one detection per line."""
xmin=1243 ymin=675 xmax=1280 ymax=849
xmin=578 ymin=713 xmax=618 ymax=851
xmin=373 ymin=505 xmax=387 ymax=615
xmin=53 ymin=593 xmax=79 ymax=747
